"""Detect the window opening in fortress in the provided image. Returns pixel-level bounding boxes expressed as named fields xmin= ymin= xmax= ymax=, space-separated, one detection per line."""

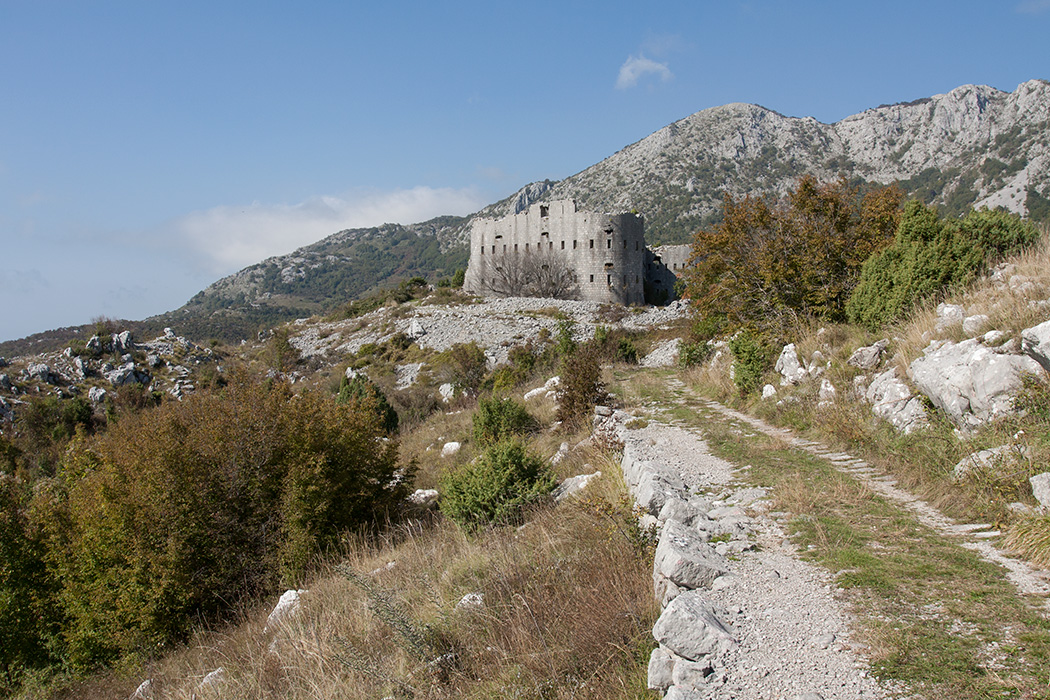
xmin=589 ymin=240 xmax=594 ymax=249
xmin=589 ymin=274 xmax=594 ymax=283
xmin=549 ymin=241 xmax=553 ymax=250
xmin=560 ymin=241 xmax=565 ymax=249
xmin=525 ymin=243 xmax=529 ymax=250
xmin=635 ymin=241 xmax=639 ymax=250
xmin=573 ymin=240 xmax=577 ymax=249
xmin=540 ymin=205 xmax=549 ymax=217
xmin=623 ymin=240 xmax=627 ymax=249
xmin=607 ymin=239 xmax=611 ymax=249
xmin=492 ymin=245 xmax=496 ymax=254
xmin=607 ymin=274 xmax=611 ymax=285
xmin=515 ymin=244 xmax=518 ymax=252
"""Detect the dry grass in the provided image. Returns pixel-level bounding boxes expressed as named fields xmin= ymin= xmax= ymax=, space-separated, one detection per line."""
xmin=95 ymin=474 xmax=656 ymax=700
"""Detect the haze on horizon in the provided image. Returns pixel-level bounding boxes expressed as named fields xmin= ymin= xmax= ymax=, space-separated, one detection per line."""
xmin=1 ymin=0 xmax=1047 ymax=343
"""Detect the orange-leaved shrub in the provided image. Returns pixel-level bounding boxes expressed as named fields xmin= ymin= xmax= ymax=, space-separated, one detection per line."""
xmin=34 ymin=369 xmax=405 ymax=668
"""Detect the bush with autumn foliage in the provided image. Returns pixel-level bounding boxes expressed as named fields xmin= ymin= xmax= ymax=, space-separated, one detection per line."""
xmin=20 ymin=370 xmax=405 ymax=671
xmin=685 ymin=176 xmax=903 ymax=332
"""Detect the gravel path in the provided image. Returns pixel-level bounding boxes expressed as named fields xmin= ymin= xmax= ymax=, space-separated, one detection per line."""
xmin=604 ymin=410 xmax=895 ymax=699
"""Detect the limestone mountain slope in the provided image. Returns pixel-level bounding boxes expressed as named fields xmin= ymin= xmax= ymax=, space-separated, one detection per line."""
xmin=540 ymin=79 xmax=1050 ymax=244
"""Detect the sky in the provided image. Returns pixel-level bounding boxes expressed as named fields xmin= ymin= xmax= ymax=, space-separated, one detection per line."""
xmin=1 ymin=1 xmax=1048 ymax=342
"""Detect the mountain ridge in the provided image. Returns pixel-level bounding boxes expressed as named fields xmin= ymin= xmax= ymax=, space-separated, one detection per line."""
xmin=3 ymin=79 xmax=1047 ymax=354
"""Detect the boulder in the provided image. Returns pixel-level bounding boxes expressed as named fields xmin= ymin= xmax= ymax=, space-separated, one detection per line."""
xmin=26 ymin=363 xmax=60 ymax=385
xmin=0 ymin=357 xmax=7 ymax=368
xmin=1022 ymin=320 xmax=1050 ymax=373
xmin=657 ymin=497 xmax=712 ymax=527
xmin=909 ymin=338 xmax=1043 ymax=429
xmin=86 ymin=335 xmax=103 ymax=353
xmin=775 ymin=344 xmax=808 ymax=385
xmin=0 ymin=374 xmax=11 ymax=390
xmin=761 ymin=384 xmax=777 ymax=400
xmin=72 ymin=356 xmax=88 ymax=379
xmin=652 ymin=590 xmax=736 ymax=662
xmin=847 ymin=339 xmax=889 ymax=370
xmin=128 ymin=679 xmax=153 ymax=700
xmin=549 ymin=442 xmax=570 ymax=466
xmin=88 ymin=386 xmax=108 ymax=403
xmin=634 ymin=469 xmax=689 ymax=516
xmin=818 ymin=378 xmax=837 ymax=405
xmin=641 ymin=338 xmax=682 ymax=368
xmin=408 ymin=319 xmax=426 ymax=339
xmin=455 ymin=592 xmax=484 ymax=611
xmin=653 ymin=520 xmax=728 ymax=596
xmin=440 ymin=441 xmax=461 ymax=458
xmin=864 ymin=368 xmax=928 ymax=434
xmin=0 ymin=397 xmax=12 ymax=422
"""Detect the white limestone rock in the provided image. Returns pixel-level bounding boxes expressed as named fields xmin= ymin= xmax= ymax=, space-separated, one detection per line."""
xmin=909 ymin=338 xmax=1043 ymax=429
xmin=265 ymin=589 xmax=307 ymax=632
xmin=653 ymin=520 xmax=728 ymax=597
xmin=440 ymin=441 xmax=461 ymax=458
xmin=775 ymin=343 xmax=808 ymax=385
xmin=455 ymin=592 xmax=484 ymax=611
xmin=934 ymin=303 xmax=965 ymax=331
xmin=847 ymin=339 xmax=889 ymax=370
xmin=652 ymin=589 xmax=736 ymax=662
xmin=963 ymin=314 xmax=990 ymax=336
xmin=1022 ymin=319 xmax=1050 ymax=373
xmin=865 ymin=367 xmax=928 ymax=434
xmin=1031 ymin=473 xmax=1050 ymax=510
xmin=88 ymin=386 xmax=108 ymax=403
xmin=952 ymin=445 xmax=1032 ymax=481
xmin=438 ymin=382 xmax=455 ymax=403
xmin=408 ymin=489 xmax=440 ymax=508
xmin=647 ymin=646 xmax=675 ymax=691
xmin=552 ymin=471 xmax=601 ymax=502
xmin=761 ymin=384 xmax=777 ymax=400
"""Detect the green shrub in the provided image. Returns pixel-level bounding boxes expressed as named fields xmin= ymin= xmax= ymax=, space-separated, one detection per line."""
xmin=472 ymin=397 xmax=538 ymax=446
xmin=728 ymin=330 xmax=771 ymax=396
xmin=556 ymin=344 xmax=608 ymax=429
xmin=846 ymin=202 xmax=1040 ymax=330
xmin=437 ymin=343 xmax=488 ymax=397
xmin=337 ymin=374 xmax=399 ymax=434
xmin=439 ymin=440 xmax=555 ymax=531
xmin=678 ymin=341 xmax=711 ymax=368
xmin=555 ymin=319 xmax=577 ymax=356
xmin=615 ymin=338 xmax=638 ymax=364
xmin=38 ymin=370 xmax=404 ymax=668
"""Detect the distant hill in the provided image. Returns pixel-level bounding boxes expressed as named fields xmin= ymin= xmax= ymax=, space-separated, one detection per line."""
xmin=4 ymin=80 xmax=1047 ymax=353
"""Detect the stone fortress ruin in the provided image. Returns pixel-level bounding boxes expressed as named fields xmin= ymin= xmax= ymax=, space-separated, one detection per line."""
xmin=463 ymin=199 xmax=690 ymax=305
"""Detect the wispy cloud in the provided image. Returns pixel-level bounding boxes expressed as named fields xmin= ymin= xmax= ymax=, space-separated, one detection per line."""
xmin=1016 ymin=0 xmax=1050 ymax=12
xmin=168 ymin=186 xmax=487 ymax=273
xmin=616 ymin=54 xmax=673 ymax=90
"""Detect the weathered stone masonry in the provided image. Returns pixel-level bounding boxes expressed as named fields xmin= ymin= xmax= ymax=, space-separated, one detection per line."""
xmin=463 ymin=199 xmax=689 ymax=305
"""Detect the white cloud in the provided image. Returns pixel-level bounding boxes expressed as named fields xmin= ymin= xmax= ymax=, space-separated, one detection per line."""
xmin=169 ymin=186 xmax=488 ymax=273
xmin=1017 ymin=0 xmax=1050 ymax=12
xmin=616 ymin=54 xmax=673 ymax=90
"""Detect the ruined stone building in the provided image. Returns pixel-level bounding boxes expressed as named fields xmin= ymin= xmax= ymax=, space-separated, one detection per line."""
xmin=463 ymin=199 xmax=690 ymax=305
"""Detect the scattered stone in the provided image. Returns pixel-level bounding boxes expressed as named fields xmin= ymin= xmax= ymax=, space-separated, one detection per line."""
xmin=0 ymin=357 xmax=7 ymax=368
xmin=594 ymin=405 xmax=613 ymax=417
xmin=641 ymin=338 xmax=682 ymax=367
xmin=818 ymin=378 xmax=836 ymax=405
xmin=0 ymin=374 xmax=11 ymax=390
xmin=934 ymin=303 xmax=965 ymax=331
xmin=265 ymin=589 xmax=306 ymax=632
xmin=984 ymin=329 xmax=1007 ymax=345
xmin=112 ymin=330 xmax=134 ymax=354
xmin=549 ymin=441 xmax=570 ymax=466
xmin=86 ymin=335 xmax=103 ymax=353
xmin=455 ymin=592 xmax=484 ymax=611
xmin=407 ymin=319 xmax=426 ymax=338
xmin=952 ymin=445 xmax=1032 ymax=481
xmin=552 ymin=471 xmax=602 ymax=502
xmin=963 ymin=314 xmax=990 ymax=336
xmin=128 ymin=678 xmax=153 ymax=699
xmin=198 ymin=667 xmax=226 ymax=690
xmin=394 ymin=362 xmax=423 ymax=390
xmin=864 ymin=368 xmax=928 ymax=434
xmin=847 ymin=339 xmax=889 ymax=370
xmin=653 ymin=520 xmax=728 ymax=599
xmin=761 ymin=384 xmax=777 ymax=400
xmin=440 ymin=441 xmax=461 ymax=458
xmin=147 ymin=353 xmax=163 ymax=368
xmin=438 ymin=382 xmax=455 ymax=402
xmin=26 ymin=363 xmax=60 ymax=385
xmin=88 ymin=386 xmax=108 ymax=403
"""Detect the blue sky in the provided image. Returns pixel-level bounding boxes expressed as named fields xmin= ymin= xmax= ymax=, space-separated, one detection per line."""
xmin=1 ymin=1 xmax=1047 ymax=342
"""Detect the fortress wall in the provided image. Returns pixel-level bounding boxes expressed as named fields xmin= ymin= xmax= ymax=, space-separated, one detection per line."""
xmin=464 ymin=200 xmax=647 ymax=304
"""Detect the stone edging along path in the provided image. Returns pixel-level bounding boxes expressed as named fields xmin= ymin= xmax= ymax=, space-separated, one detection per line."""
xmin=595 ymin=408 xmax=891 ymax=700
